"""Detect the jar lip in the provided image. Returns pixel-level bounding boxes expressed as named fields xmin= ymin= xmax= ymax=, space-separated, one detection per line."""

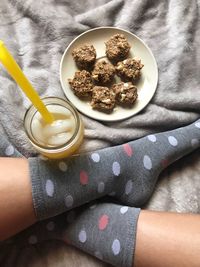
xmin=24 ymin=96 xmax=81 ymax=152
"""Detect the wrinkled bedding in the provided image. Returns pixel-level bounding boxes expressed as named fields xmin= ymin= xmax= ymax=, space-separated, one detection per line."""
xmin=0 ymin=0 xmax=200 ymax=266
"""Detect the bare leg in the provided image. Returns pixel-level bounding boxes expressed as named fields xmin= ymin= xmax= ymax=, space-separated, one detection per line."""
xmin=0 ymin=158 xmax=36 ymax=240
xmin=134 ymin=210 xmax=200 ymax=267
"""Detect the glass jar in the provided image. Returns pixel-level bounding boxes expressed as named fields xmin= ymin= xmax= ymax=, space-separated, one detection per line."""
xmin=24 ymin=97 xmax=84 ymax=159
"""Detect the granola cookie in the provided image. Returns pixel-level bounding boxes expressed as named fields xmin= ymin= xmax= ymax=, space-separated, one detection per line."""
xmin=105 ymin=34 xmax=131 ymax=62
xmin=91 ymin=86 xmax=116 ymax=112
xmin=72 ymin=44 xmax=96 ymax=70
xmin=116 ymin=58 xmax=144 ymax=81
xmin=92 ymin=60 xmax=115 ymax=85
xmin=111 ymin=82 xmax=138 ymax=105
xmin=68 ymin=70 xmax=93 ymax=97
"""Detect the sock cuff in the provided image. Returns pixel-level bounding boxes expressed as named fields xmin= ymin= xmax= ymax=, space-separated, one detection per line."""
xmin=66 ymin=204 xmax=141 ymax=267
xmin=123 ymin=207 xmax=140 ymax=267
xmin=28 ymin=157 xmax=47 ymax=220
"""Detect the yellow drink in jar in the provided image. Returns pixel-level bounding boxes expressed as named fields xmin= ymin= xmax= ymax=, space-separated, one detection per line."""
xmin=24 ymin=97 xmax=84 ymax=159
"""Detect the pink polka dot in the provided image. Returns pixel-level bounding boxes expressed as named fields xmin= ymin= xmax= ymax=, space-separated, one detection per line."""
xmin=63 ymin=232 xmax=71 ymax=245
xmin=98 ymin=214 xmax=109 ymax=230
xmin=123 ymin=144 xmax=133 ymax=157
xmin=80 ymin=170 xmax=89 ymax=185
xmin=161 ymin=159 xmax=169 ymax=168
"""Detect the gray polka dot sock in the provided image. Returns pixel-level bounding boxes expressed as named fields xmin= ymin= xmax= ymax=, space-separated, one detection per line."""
xmin=12 ymin=202 xmax=141 ymax=267
xmin=28 ymin=119 xmax=200 ymax=220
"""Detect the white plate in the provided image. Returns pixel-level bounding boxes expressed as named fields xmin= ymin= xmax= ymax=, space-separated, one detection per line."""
xmin=60 ymin=27 xmax=158 ymax=122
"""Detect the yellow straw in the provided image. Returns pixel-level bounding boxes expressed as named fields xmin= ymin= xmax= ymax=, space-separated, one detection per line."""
xmin=0 ymin=41 xmax=54 ymax=124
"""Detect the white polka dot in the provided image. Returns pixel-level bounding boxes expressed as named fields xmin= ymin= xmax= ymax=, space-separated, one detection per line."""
xmin=58 ymin=161 xmax=68 ymax=172
xmin=191 ymin=139 xmax=199 ymax=148
xmin=45 ymin=179 xmax=54 ymax=197
xmin=112 ymin=162 xmax=121 ymax=176
xmin=195 ymin=122 xmax=200 ymax=128
xmin=89 ymin=204 xmax=97 ymax=209
xmin=28 ymin=235 xmax=38 ymax=244
xmin=46 ymin=221 xmax=55 ymax=231
xmin=5 ymin=145 xmax=14 ymax=156
xmin=66 ymin=210 xmax=76 ymax=223
xmin=120 ymin=206 xmax=129 ymax=214
xmin=147 ymin=135 xmax=157 ymax=142
xmin=97 ymin=182 xmax=105 ymax=193
xmin=65 ymin=195 xmax=74 ymax=208
xmin=168 ymin=136 xmax=178 ymax=146
xmin=112 ymin=239 xmax=121 ymax=255
xmin=91 ymin=153 xmax=100 ymax=162
xmin=79 ymin=230 xmax=87 ymax=243
xmin=94 ymin=251 xmax=103 ymax=260
xmin=125 ymin=180 xmax=133 ymax=195
xmin=143 ymin=155 xmax=152 ymax=170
